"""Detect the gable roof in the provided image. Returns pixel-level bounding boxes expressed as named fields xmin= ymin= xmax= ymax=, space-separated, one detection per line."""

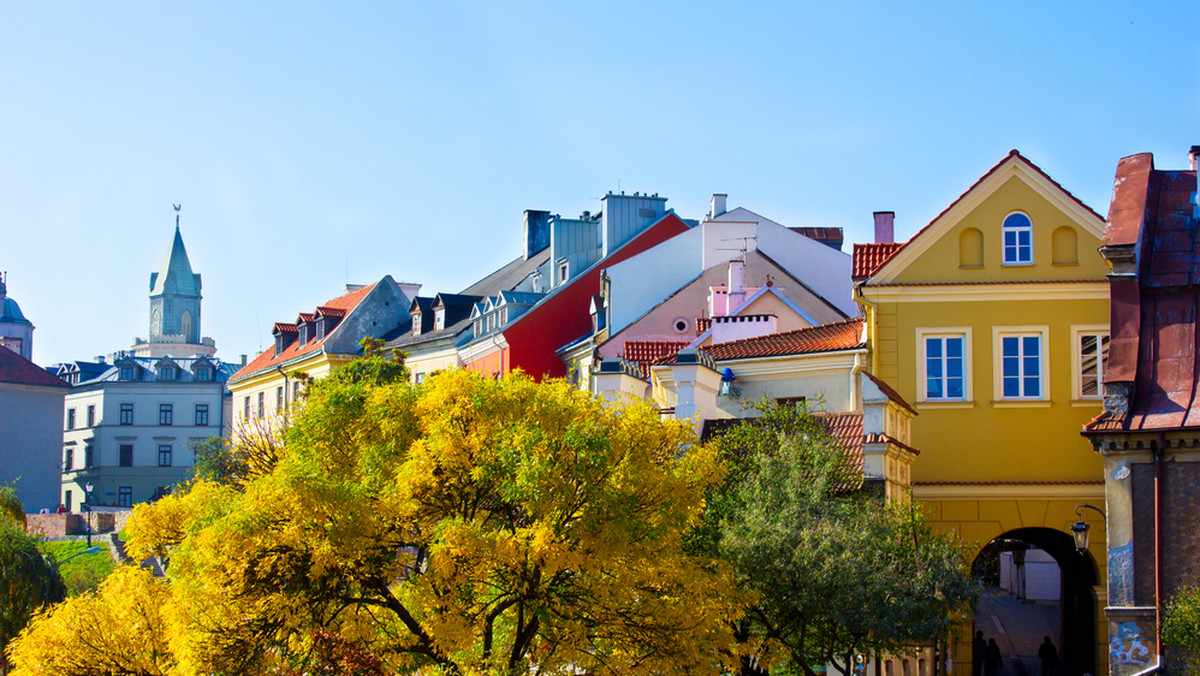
xmin=0 ymin=348 xmax=68 ymax=388
xmin=852 ymin=242 xmax=905 ymax=280
xmin=653 ymin=317 xmax=866 ymax=365
xmin=619 ymin=340 xmax=691 ymax=379
xmin=859 ymin=150 xmax=1105 ymax=285
xmin=231 ymin=283 xmax=377 ymax=382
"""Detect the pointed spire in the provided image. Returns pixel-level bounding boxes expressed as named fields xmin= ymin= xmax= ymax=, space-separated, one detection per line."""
xmin=150 ymin=207 xmax=200 ymax=297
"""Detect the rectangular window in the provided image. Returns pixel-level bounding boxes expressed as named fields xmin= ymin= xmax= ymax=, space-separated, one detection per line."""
xmin=159 ymin=404 xmax=173 ymax=426
xmin=66 ymin=408 xmax=75 ymax=430
xmin=257 ymin=392 xmax=265 ymax=418
xmin=157 ymin=444 xmax=172 ymax=467
xmin=195 ymin=404 xmax=209 ymax=426
xmin=243 ymin=396 xmax=250 ymax=421
xmin=64 ymin=490 xmax=72 ymax=512
xmin=119 ymin=444 xmax=133 ymax=467
xmin=86 ymin=405 xmax=95 ymax=427
xmin=925 ymin=335 xmax=966 ymax=400
xmin=85 ymin=445 xmax=94 ymax=468
xmin=118 ymin=487 xmax=132 ymax=507
xmin=1077 ymin=329 xmax=1110 ymax=399
xmin=995 ymin=330 xmax=1047 ymax=400
xmin=64 ymin=448 xmax=74 ymax=470
xmin=558 ymin=261 xmax=569 ymax=283
xmin=119 ymin=403 xmax=134 ymax=425
xmin=195 ymin=368 xmax=211 ymax=382
xmin=277 ymin=386 xmax=284 ymax=412
xmin=120 ymin=366 xmax=134 ymax=381
xmin=292 ymin=382 xmax=300 ymax=403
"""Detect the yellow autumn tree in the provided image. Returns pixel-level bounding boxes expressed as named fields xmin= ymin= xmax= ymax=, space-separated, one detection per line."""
xmin=9 ymin=351 xmax=738 ymax=675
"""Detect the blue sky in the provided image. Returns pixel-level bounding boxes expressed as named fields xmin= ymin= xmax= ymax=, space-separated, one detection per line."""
xmin=2 ymin=2 xmax=1196 ymax=367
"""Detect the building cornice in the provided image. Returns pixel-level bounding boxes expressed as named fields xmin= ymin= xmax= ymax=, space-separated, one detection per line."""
xmin=859 ymin=281 xmax=1108 ymax=304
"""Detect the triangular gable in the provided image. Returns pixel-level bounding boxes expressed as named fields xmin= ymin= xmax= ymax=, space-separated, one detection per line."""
xmin=868 ymin=150 xmax=1106 ymax=285
xmin=687 ymin=285 xmax=817 ymax=348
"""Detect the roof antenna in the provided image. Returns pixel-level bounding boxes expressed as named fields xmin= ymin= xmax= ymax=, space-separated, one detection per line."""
xmin=173 ymin=203 xmax=181 ymax=230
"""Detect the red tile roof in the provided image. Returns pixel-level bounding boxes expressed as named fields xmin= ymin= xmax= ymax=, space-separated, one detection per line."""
xmin=852 ymin=242 xmax=905 ymax=280
xmin=696 ymin=317 xmax=712 ymax=335
xmin=231 ymin=283 xmax=376 ymax=382
xmin=619 ymin=340 xmax=691 ymax=379
xmin=863 ymin=372 xmax=916 ymax=415
xmin=853 ymin=150 xmax=1103 ymax=284
xmin=0 ymin=348 xmax=69 ymax=388
xmin=272 ymin=322 xmax=297 ymax=334
xmin=699 ymin=317 xmax=865 ymax=362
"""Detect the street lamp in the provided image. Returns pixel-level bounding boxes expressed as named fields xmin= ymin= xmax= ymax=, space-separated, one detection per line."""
xmin=84 ymin=481 xmax=94 ymax=547
xmin=1071 ymin=503 xmax=1106 ymax=552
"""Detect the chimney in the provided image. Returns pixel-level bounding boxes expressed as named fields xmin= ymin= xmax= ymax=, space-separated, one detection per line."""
xmin=727 ymin=260 xmax=746 ymax=312
xmin=710 ymin=193 xmax=727 ymax=220
xmin=1190 ymin=145 xmax=1200 ymax=171
xmin=524 ymin=210 xmax=551 ymax=260
xmin=873 ymin=211 xmax=895 ymax=244
xmin=240 ymin=354 xmax=248 ymax=366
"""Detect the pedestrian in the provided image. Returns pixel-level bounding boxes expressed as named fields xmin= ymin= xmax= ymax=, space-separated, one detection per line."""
xmin=1038 ymin=636 xmax=1060 ymax=676
xmin=984 ymin=638 xmax=1003 ymax=676
xmin=972 ymin=631 xmax=987 ymax=676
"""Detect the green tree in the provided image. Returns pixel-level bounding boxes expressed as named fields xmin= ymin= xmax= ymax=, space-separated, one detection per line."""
xmin=12 ymin=353 xmax=738 ymax=676
xmin=1 ymin=516 xmax=67 ymax=667
xmin=708 ymin=401 xmax=977 ymax=676
xmin=1164 ymin=586 xmax=1200 ymax=671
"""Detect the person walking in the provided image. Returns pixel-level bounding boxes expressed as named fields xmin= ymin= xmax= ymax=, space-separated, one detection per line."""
xmin=972 ymin=631 xmax=987 ymax=676
xmin=984 ymin=638 xmax=1003 ymax=676
xmin=1038 ymin=636 xmax=1060 ymax=675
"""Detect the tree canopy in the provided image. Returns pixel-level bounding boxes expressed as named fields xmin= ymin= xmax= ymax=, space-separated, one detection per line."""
xmin=10 ymin=356 xmax=737 ymax=675
xmin=0 ymin=490 xmax=66 ymax=670
xmin=706 ymin=401 xmax=978 ymax=676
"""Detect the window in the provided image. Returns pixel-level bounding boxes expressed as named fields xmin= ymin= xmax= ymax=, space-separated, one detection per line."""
xmin=257 ymin=392 xmax=265 ymax=418
xmin=993 ymin=327 xmax=1049 ymax=400
xmin=118 ymin=487 xmax=132 ymax=507
xmin=316 ymin=318 xmax=327 ymax=340
xmin=243 ymin=396 xmax=250 ymax=421
xmin=67 ymin=408 xmax=76 ymax=430
xmin=292 ymin=381 xmax=300 ymax=403
xmin=1074 ymin=326 xmax=1110 ymax=399
xmin=412 ymin=311 xmax=422 ymax=336
xmin=1002 ymin=212 xmax=1033 ymax=265
xmin=119 ymin=444 xmax=133 ymax=467
xmin=924 ymin=335 xmax=967 ymax=400
xmin=487 ymin=314 xmax=495 ymax=332
xmin=85 ymin=445 xmax=94 ymax=468
xmin=474 ymin=319 xmax=482 ymax=337
xmin=86 ymin=405 xmax=95 ymax=427
xmin=157 ymin=444 xmax=173 ymax=467
xmin=64 ymin=448 xmax=74 ymax=470
xmin=159 ymin=404 xmax=173 ymax=426
xmin=558 ymin=261 xmax=569 ymax=284
xmin=434 ymin=309 xmax=445 ymax=331
xmin=158 ymin=365 xmax=177 ymax=381
xmin=120 ymin=366 xmax=135 ymax=381
xmin=120 ymin=403 xmax=133 ymax=425
xmin=500 ymin=308 xmax=508 ymax=326
xmin=195 ymin=367 xmax=211 ymax=382
xmin=195 ymin=404 xmax=209 ymax=426
xmin=276 ymin=386 xmax=284 ymax=412
xmin=64 ymin=490 xmax=72 ymax=512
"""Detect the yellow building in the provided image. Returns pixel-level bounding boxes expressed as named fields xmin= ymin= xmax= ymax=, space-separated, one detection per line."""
xmin=228 ymin=277 xmax=416 ymax=436
xmin=854 ymin=151 xmax=1110 ymax=675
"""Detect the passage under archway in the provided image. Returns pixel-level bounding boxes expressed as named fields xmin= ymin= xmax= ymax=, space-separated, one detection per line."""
xmin=971 ymin=527 xmax=1098 ymax=675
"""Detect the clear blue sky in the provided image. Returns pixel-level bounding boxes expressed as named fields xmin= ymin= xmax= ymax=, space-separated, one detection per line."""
xmin=2 ymin=2 xmax=1195 ymax=367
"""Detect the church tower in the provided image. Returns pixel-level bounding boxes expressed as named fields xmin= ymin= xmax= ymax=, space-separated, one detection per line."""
xmin=0 ymin=272 xmax=34 ymax=360
xmin=131 ymin=207 xmax=216 ymax=358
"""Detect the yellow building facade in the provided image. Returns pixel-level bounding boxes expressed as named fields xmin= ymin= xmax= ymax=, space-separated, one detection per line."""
xmin=855 ymin=151 xmax=1111 ymax=675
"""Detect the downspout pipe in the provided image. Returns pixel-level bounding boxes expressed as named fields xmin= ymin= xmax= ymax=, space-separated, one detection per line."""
xmin=1129 ymin=435 xmax=1167 ymax=676
xmin=275 ymin=365 xmax=290 ymax=411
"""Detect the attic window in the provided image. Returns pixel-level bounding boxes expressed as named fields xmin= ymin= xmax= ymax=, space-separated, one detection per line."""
xmin=298 ymin=323 xmax=309 ymax=344
xmin=158 ymin=365 xmax=177 ymax=381
xmin=1002 ymin=212 xmax=1033 ymax=265
xmin=412 ymin=311 xmax=422 ymax=336
xmin=120 ymin=366 xmax=135 ymax=381
xmin=195 ymin=367 xmax=211 ymax=382
xmin=275 ymin=334 xmax=286 ymax=356
xmin=434 ymin=309 xmax=445 ymax=331
xmin=558 ymin=261 xmax=569 ymax=284
xmin=673 ymin=319 xmax=689 ymax=334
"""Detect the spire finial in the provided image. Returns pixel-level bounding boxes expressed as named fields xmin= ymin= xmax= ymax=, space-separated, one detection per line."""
xmin=173 ymin=203 xmax=181 ymax=230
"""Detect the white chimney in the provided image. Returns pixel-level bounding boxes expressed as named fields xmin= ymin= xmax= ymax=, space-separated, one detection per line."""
xmin=873 ymin=211 xmax=895 ymax=244
xmin=727 ymin=260 xmax=746 ymax=311
xmin=712 ymin=314 xmax=779 ymax=345
xmin=710 ymin=193 xmax=727 ymax=219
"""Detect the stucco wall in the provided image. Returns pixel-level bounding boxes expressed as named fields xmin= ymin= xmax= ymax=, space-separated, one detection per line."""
xmin=0 ymin=382 xmax=66 ymax=512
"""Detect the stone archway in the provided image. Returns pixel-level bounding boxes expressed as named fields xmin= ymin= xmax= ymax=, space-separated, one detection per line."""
xmin=972 ymin=527 xmax=1099 ymax=675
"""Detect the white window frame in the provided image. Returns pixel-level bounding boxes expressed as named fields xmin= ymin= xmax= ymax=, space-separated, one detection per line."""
xmin=1002 ymin=211 xmax=1034 ymax=266
xmin=1071 ymin=324 xmax=1109 ymax=401
xmin=558 ymin=260 xmax=569 ymax=284
xmin=992 ymin=325 xmax=1050 ymax=401
xmin=916 ymin=327 xmax=973 ymax=403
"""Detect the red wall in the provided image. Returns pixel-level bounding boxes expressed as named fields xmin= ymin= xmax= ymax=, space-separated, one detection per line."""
xmin=497 ymin=213 xmax=691 ymax=380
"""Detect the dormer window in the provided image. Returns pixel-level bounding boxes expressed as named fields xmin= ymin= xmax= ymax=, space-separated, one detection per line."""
xmin=412 ymin=311 xmax=422 ymax=336
xmin=275 ymin=334 xmax=286 ymax=356
xmin=474 ymin=319 xmax=482 ymax=337
xmin=298 ymin=323 xmax=310 ymax=345
xmin=500 ymin=308 xmax=508 ymax=326
xmin=195 ymin=367 xmax=211 ymax=382
xmin=158 ymin=365 xmax=177 ymax=381
xmin=316 ymin=317 xmax=327 ymax=340
xmin=487 ymin=314 xmax=495 ymax=332
xmin=434 ymin=309 xmax=445 ymax=331
xmin=120 ymin=366 xmax=135 ymax=381
xmin=558 ymin=261 xmax=569 ymax=284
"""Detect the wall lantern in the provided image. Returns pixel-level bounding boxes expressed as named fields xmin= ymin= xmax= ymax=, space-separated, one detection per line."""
xmin=719 ymin=368 xmax=736 ymax=396
xmin=1071 ymin=503 xmax=1106 ymax=552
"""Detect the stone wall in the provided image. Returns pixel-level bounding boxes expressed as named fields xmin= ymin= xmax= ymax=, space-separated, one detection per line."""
xmin=24 ymin=510 xmax=133 ymax=537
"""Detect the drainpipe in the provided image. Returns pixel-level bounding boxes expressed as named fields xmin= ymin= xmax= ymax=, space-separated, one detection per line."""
xmin=275 ymin=365 xmax=290 ymax=411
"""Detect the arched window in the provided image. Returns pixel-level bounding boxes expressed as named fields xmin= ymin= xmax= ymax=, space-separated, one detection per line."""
xmin=959 ymin=227 xmax=984 ymax=267
xmin=180 ymin=311 xmax=192 ymax=339
xmin=1002 ymin=212 xmax=1033 ymax=264
xmin=1052 ymin=226 xmax=1078 ymax=265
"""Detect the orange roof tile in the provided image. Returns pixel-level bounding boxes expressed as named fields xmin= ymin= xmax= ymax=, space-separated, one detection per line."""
xmin=852 ymin=242 xmax=905 ymax=279
xmin=231 ymin=283 xmax=377 ymax=382
xmin=620 ymin=340 xmax=691 ymax=379
xmin=701 ymin=317 xmax=865 ymax=361
xmin=696 ymin=317 xmax=712 ymax=335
